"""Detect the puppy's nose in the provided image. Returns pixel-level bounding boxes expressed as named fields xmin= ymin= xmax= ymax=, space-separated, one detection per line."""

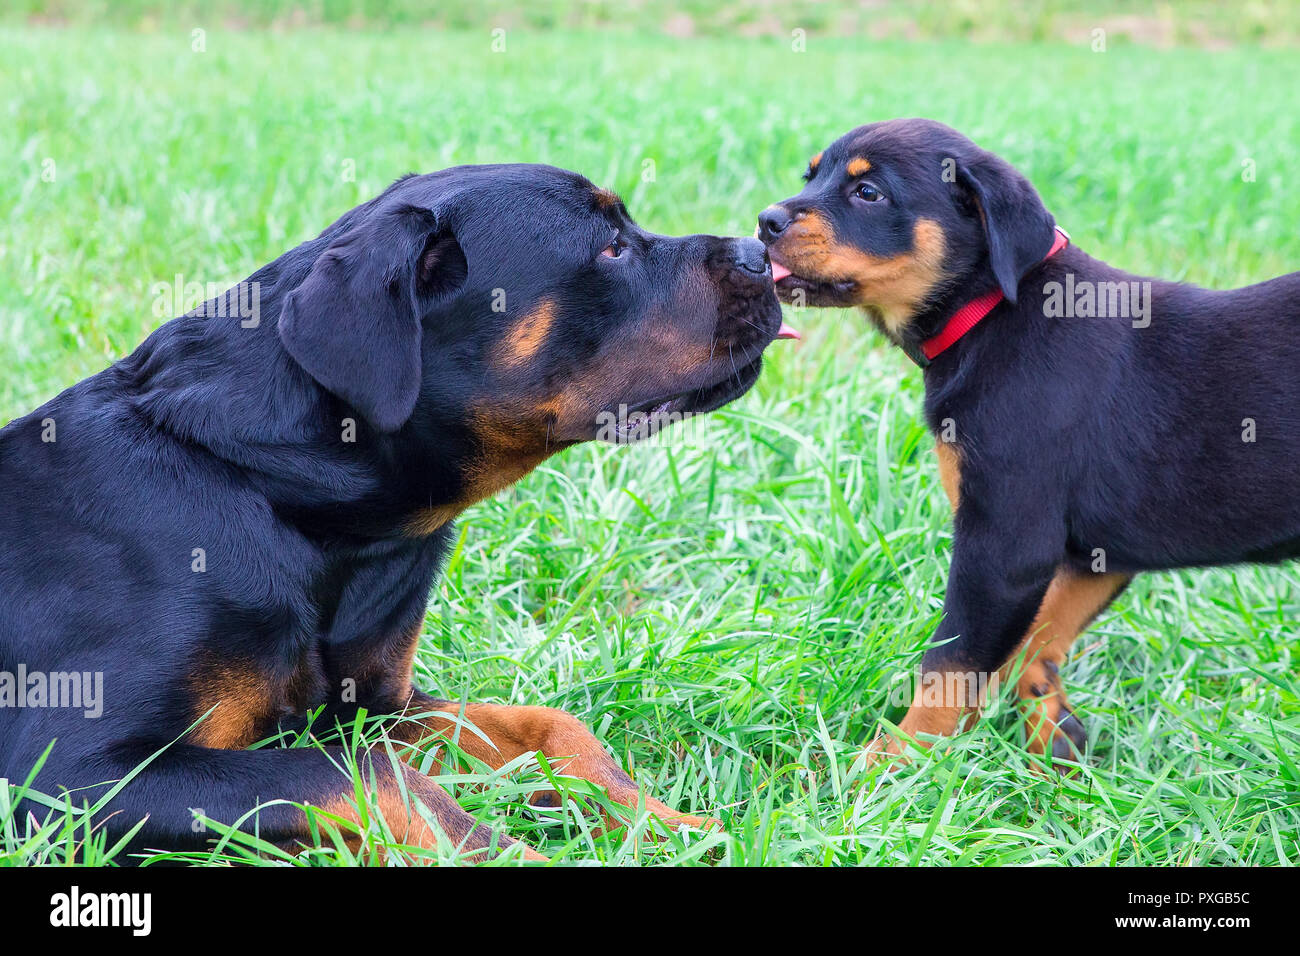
xmin=758 ymin=206 xmax=793 ymax=243
xmin=732 ymin=236 xmax=769 ymax=275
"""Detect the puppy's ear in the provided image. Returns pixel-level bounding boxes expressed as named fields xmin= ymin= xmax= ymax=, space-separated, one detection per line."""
xmin=278 ymin=204 xmax=467 ymax=433
xmin=957 ymin=153 xmax=1055 ymax=304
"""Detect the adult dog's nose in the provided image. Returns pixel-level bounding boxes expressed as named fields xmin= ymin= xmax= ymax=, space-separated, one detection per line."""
xmin=757 ymin=206 xmax=793 ymax=243
xmin=732 ymin=236 xmax=769 ymax=275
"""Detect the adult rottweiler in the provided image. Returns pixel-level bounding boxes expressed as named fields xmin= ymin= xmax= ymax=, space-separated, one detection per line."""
xmin=759 ymin=118 xmax=1300 ymax=765
xmin=0 ymin=163 xmax=795 ymax=861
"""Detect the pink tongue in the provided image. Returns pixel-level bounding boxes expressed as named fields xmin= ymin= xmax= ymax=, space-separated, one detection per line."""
xmin=766 ymin=259 xmax=799 ymax=339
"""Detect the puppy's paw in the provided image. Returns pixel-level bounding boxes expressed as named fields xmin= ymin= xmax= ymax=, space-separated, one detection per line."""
xmin=1018 ymin=663 xmax=1089 ymax=774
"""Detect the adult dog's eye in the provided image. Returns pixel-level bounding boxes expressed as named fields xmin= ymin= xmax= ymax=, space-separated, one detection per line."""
xmin=601 ymin=237 xmax=628 ymax=258
xmin=855 ymin=182 xmax=885 ymax=203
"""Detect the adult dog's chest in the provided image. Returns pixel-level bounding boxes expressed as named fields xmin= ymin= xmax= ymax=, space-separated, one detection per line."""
xmin=184 ymin=626 xmax=428 ymax=749
xmin=185 ymin=637 xmax=330 ymax=750
xmin=182 ymin=543 xmax=442 ymax=750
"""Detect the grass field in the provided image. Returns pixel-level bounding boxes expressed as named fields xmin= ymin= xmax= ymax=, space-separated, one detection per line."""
xmin=2 ymin=17 xmax=1299 ymax=865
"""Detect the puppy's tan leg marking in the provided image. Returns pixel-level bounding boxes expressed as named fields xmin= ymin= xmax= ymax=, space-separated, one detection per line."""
xmin=1004 ymin=569 xmax=1130 ymax=764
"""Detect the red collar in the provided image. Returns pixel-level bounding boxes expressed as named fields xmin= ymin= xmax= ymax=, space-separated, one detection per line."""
xmin=911 ymin=226 xmax=1070 ymax=367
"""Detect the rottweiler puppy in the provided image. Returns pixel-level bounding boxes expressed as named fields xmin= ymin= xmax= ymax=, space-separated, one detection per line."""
xmin=0 ymin=163 xmax=795 ymax=861
xmin=759 ymin=118 xmax=1300 ymax=765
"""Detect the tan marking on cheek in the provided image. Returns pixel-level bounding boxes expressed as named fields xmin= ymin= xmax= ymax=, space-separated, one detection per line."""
xmin=769 ymin=213 xmax=948 ymax=340
xmin=531 ymin=316 xmax=714 ymax=439
xmin=860 ymin=217 xmax=947 ymax=338
xmin=406 ymin=506 xmax=456 ymax=537
xmin=414 ymin=301 xmax=719 ymax=527
xmin=405 ymin=411 xmax=556 ymax=536
xmin=639 ymin=315 xmax=716 ymax=374
xmin=495 ymin=300 xmax=556 ymax=369
xmin=535 ymin=392 xmax=583 ymax=428
xmin=779 ymin=208 xmax=835 ymax=250
xmin=846 ymin=156 xmax=872 ymax=178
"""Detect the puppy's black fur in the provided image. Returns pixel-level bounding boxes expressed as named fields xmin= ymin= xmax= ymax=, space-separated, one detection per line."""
xmin=0 ymin=164 xmax=782 ymax=857
xmin=760 ymin=118 xmax=1300 ymax=759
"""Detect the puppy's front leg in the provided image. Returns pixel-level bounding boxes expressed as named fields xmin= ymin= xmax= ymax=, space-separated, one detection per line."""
xmin=867 ymin=487 xmax=1059 ymax=763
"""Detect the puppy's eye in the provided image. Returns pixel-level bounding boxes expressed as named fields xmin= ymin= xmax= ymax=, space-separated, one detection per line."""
xmin=855 ymin=182 xmax=885 ymax=203
xmin=601 ymin=237 xmax=627 ymax=259
xmin=802 ymin=164 xmax=815 ymax=182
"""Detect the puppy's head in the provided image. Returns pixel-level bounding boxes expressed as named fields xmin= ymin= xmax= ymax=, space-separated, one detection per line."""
xmin=758 ymin=118 xmax=1056 ymax=343
xmin=277 ymin=164 xmax=788 ymax=529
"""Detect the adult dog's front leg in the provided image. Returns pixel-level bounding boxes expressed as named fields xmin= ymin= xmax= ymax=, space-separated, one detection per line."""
xmin=389 ymin=692 xmax=718 ymax=832
xmin=23 ymin=738 xmax=543 ymax=863
xmin=867 ymin=480 xmax=1059 ymax=764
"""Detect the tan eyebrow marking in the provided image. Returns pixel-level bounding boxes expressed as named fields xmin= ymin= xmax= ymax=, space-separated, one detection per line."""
xmin=846 ymin=157 xmax=872 ymax=178
xmin=808 ymin=151 xmax=823 ymax=173
xmin=593 ymin=187 xmax=621 ymax=209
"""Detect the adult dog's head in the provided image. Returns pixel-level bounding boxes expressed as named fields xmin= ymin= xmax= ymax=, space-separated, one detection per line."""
xmin=275 ymin=164 xmax=791 ymax=531
xmin=757 ymin=118 xmax=1056 ymax=346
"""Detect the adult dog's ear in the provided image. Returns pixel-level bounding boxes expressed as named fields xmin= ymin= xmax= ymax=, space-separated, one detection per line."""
xmin=957 ymin=152 xmax=1056 ymax=304
xmin=278 ymin=204 xmax=467 ymax=433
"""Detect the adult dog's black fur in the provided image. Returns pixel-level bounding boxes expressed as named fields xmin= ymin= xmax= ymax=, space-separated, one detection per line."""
xmin=759 ymin=118 xmax=1300 ymax=762
xmin=0 ymin=164 xmax=786 ymax=860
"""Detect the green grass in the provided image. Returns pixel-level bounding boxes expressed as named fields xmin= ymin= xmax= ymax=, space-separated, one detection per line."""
xmin=8 ymin=0 xmax=1300 ymax=46
xmin=2 ymin=23 xmax=1299 ymax=866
